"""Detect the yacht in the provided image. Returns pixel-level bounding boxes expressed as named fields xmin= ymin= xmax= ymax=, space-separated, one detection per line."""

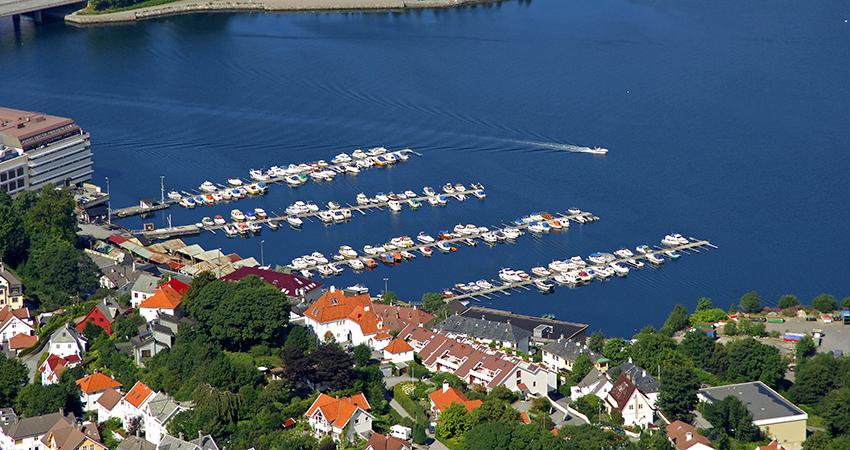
xmin=532 ymin=267 xmax=551 ymax=277
xmin=499 ymin=269 xmax=522 ymax=283
xmin=569 ymin=256 xmax=586 ymax=267
xmin=646 ymin=253 xmax=665 ymax=265
xmin=554 ymin=273 xmax=578 ymax=285
xmin=420 ymin=246 xmax=433 ymax=257
xmin=249 ymin=170 xmax=269 ymax=182
xmin=662 ymin=235 xmax=681 ymax=247
xmin=626 ymin=258 xmax=645 ymax=269
xmin=352 ymin=149 xmax=367 ymax=159
xmin=180 ymin=198 xmax=195 ymax=208
xmin=231 ymin=209 xmax=246 ymax=222
xmin=331 ymin=210 xmax=346 ymax=222
xmin=305 ymin=201 xmax=320 ymax=212
xmin=356 ymin=193 xmax=370 ymax=205
xmin=201 ymin=217 xmax=215 ymax=227
xmin=339 ymin=246 xmax=358 ymax=259
xmin=577 ymin=270 xmax=594 ymax=283
xmin=436 ymin=242 xmax=453 ymax=253
xmin=548 ymin=260 xmax=569 ymax=273
xmin=223 ymin=224 xmax=238 ymax=237
xmin=442 ymin=183 xmax=455 ymax=194
xmin=317 ymin=265 xmax=334 ymax=277
xmin=326 ymin=201 xmax=340 ymax=210
xmin=388 ymin=201 xmax=403 ymax=212
xmin=503 ymin=228 xmax=522 ymax=240
xmin=332 ymin=153 xmax=352 ymax=164
xmin=213 ymin=215 xmax=226 ymax=225
xmin=349 ymin=259 xmax=365 ymax=270
xmin=481 ymin=233 xmax=498 ymax=244
xmin=528 ymin=222 xmax=547 ymax=234
xmin=167 ymin=191 xmax=182 ymax=201
xmin=199 ymin=181 xmax=217 ymax=193
xmin=345 ymin=164 xmax=360 ymax=175
xmin=594 ymin=266 xmax=614 ymax=279
xmin=664 ymin=250 xmax=681 ymax=259
xmin=311 ymin=252 xmax=329 ymax=265
xmin=423 ymin=186 xmax=436 ymax=196
xmin=328 ymin=263 xmax=344 ymax=275
xmin=367 ymin=147 xmax=387 ymax=156
xmin=610 ymin=262 xmax=630 ymax=276
xmin=614 ymin=248 xmax=634 ymax=258
xmin=254 ymin=208 xmax=268 ymax=220
xmin=673 ymin=233 xmax=689 ymax=244
xmin=227 ymin=178 xmax=243 ymax=186
xmin=375 ymin=192 xmax=390 ymax=202
xmin=588 ymin=252 xmax=607 ymax=265
xmin=476 ymin=280 xmax=493 ymax=290
xmin=363 ymin=245 xmax=382 ymax=256
xmin=636 ymin=245 xmax=652 ymax=254
xmin=318 ymin=211 xmax=334 ymax=223
xmin=568 ymin=207 xmax=582 ymax=215
xmin=534 ymin=280 xmax=554 ymax=293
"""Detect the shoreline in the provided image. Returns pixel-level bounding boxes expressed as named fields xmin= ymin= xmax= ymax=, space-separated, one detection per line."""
xmin=65 ymin=0 xmax=502 ymax=25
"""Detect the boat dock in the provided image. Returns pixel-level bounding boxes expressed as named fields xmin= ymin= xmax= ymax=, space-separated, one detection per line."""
xmin=287 ymin=210 xmax=597 ymax=275
xmin=136 ymin=183 xmax=487 ymax=240
xmin=113 ymin=148 xmax=419 ymax=218
xmin=444 ymin=237 xmax=716 ymax=302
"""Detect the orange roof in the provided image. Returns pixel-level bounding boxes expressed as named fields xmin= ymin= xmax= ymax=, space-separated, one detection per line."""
xmin=0 ymin=306 xmax=30 ymax=329
xmin=375 ymin=332 xmax=393 ymax=340
xmin=755 ymin=442 xmax=784 ymax=450
xmin=8 ymin=333 xmax=37 ymax=349
xmin=76 ymin=372 xmax=122 ymax=394
xmin=305 ymin=393 xmax=371 ymax=428
xmin=383 ymin=338 xmax=413 ymax=354
xmin=551 ymin=427 xmax=559 ymax=436
xmin=519 ymin=411 xmax=531 ymax=424
xmin=305 ymin=290 xmax=388 ymax=336
xmin=123 ymin=381 xmax=154 ymax=408
xmin=428 ymin=386 xmax=482 ymax=413
xmin=139 ymin=285 xmax=184 ymax=309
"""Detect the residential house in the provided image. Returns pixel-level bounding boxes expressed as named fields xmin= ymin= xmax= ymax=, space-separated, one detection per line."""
xmin=116 ymin=436 xmax=155 ymax=450
xmin=138 ymin=283 xmax=187 ymax=323
xmin=363 ymin=432 xmax=412 ymax=450
xmin=382 ymin=338 xmax=415 ymax=364
xmin=41 ymin=419 xmax=106 ymax=450
xmin=303 ymin=287 xmax=393 ymax=350
xmin=7 ymin=332 xmax=37 ymax=354
xmin=39 ymin=354 xmax=82 ymax=385
xmin=541 ymin=337 xmax=608 ymax=374
xmin=131 ymin=316 xmax=181 ymax=367
xmin=755 ymin=442 xmax=785 ymax=450
xmin=666 ymin=420 xmax=714 ymax=450
xmin=372 ymin=304 xmax=434 ymax=333
xmin=605 ymin=372 xmax=656 ymax=427
xmin=48 ymin=324 xmax=87 ymax=359
xmin=613 ymin=360 xmax=661 ymax=404
xmin=428 ymin=382 xmax=483 ymax=416
xmin=398 ymin=325 xmax=556 ymax=397
xmin=437 ymin=315 xmax=532 ymax=353
xmin=96 ymin=388 xmax=123 ymax=423
xmin=143 ymin=392 xmax=185 ymax=445
xmin=220 ymin=266 xmax=322 ymax=305
xmin=119 ymin=381 xmax=155 ymax=427
xmin=570 ymin=367 xmax=613 ymax=401
xmin=305 ymin=393 xmax=373 ymax=442
xmin=0 ymin=411 xmax=75 ymax=450
xmin=75 ymin=297 xmax=125 ymax=336
xmin=131 ymin=273 xmax=161 ymax=308
xmin=698 ymin=382 xmax=807 ymax=450
xmin=0 ymin=263 xmax=24 ymax=310
xmin=157 ymin=432 xmax=219 ymax=450
xmin=457 ymin=306 xmax=588 ymax=344
xmin=0 ymin=408 xmax=17 ymax=428
xmin=0 ymin=306 xmax=34 ymax=345
xmin=76 ymin=373 xmax=122 ymax=412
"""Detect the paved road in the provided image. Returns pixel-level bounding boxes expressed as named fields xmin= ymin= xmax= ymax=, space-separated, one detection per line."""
xmin=390 ymin=398 xmax=412 ymax=420
xmin=21 ymin=346 xmax=46 ymax=382
xmin=385 ymin=375 xmax=416 ymax=388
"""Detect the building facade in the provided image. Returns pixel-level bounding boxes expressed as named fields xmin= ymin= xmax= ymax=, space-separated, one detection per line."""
xmin=0 ymin=264 xmax=24 ymax=310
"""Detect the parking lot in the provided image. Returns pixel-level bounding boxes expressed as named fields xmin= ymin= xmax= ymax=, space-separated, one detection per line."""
xmin=763 ymin=316 xmax=850 ymax=356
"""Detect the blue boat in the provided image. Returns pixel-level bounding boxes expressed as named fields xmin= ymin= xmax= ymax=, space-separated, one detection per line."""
xmin=184 ymin=197 xmax=196 ymax=206
xmin=194 ymin=195 xmax=205 ymax=204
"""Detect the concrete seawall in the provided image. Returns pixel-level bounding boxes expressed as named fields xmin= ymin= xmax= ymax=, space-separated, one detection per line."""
xmin=65 ymin=0 xmax=499 ymax=24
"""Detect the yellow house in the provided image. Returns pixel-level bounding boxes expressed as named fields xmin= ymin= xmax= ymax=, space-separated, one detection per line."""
xmin=0 ymin=263 xmax=24 ymax=310
xmin=41 ymin=420 xmax=107 ymax=450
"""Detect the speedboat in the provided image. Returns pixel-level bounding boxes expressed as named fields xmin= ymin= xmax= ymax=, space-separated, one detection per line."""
xmin=584 ymin=147 xmax=608 ymax=155
xmin=249 ymin=170 xmax=269 ymax=182
xmin=223 ymin=224 xmax=238 ymax=237
xmin=528 ymin=222 xmax=547 ymax=234
xmin=267 ymin=221 xmax=279 ymax=230
xmin=577 ymin=270 xmax=594 ymax=282
xmin=626 ymin=258 xmax=645 ymax=269
xmin=199 ymin=181 xmax=217 ymax=193
xmin=236 ymin=222 xmax=250 ymax=235
xmin=408 ymin=199 xmax=421 ymax=209
xmin=400 ymin=251 xmax=416 ymax=260
xmin=339 ymin=246 xmax=358 ymax=259
xmin=221 ymin=191 xmax=232 ymax=201
xmin=285 ymin=175 xmax=303 ymax=187
xmin=554 ymin=273 xmax=578 ymax=285
xmin=256 ymin=182 xmax=268 ymax=194
xmin=379 ymin=253 xmax=395 ymax=265
xmin=327 ymin=201 xmax=340 ymax=210
xmin=568 ymin=208 xmax=582 ymax=215
xmin=588 ymin=252 xmax=607 ymax=265
xmin=610 ymin=263 xmax=630 ymax=276
xmin=646 ymin=253 xmax=665 ymax=265
xmin=548 ymin=260 xmax=569 ymax=273
xmin=247 ymin=222 xmax=262 ymax=233
xmin=254 ymin=208 xmax=268 ymax=220
xmin=349 ymin=259 xmax=365 ymax=270
xmin=180 ymin=198 xmax=195 ymax=208
xmin=201 ymin=217 xmax=214 ymax=227
xmin=549 ymin=220 xmax=564 ymax=230
xmin=481 ymin=233 xmax=498 ymax=244
xmin=570 ymin=256 xmax=587 ymax=267
xmin=352 ymin=149 xmax=367 ymax=159
xmin=503 ymin=228 xmax=522 ymax=240
xmin=227 ymin=178 xmax=243 ymax=186
xmin=534 ymin=280 xmax=554 ymax=293
xmin=532 ymin=266 xmax=551 ymax=277
xmin=420 ymin=246 xmax=433 ymax=257
xmin=436 ymin=242 xmax=453 ymax=253
xmin=231 ymin=209 xmax=246 ymax=221
xmin=636 ymin=245 xmax=652 ymax=254
xmin=499 ymin=269 xmax=522 ymax=283
xmin=167 ymin=191 xmax=182 ymax=200
xmin=594 ymin=266 xmax=614 ymax=279
xmin=363 ymin=258 xmax=378 ymax=268
xmin=476 ymin=280 xmax=493 ymax=290
xmin=356 ymin=193 xmax=370 ymax=205
xmin=442 ymin=183 xmax=455 ymax=194
xmin=375 ymin=192 xmax=389 ymax=202
xmin=345 ymin=164 xmax=360 ymax=175
xmin=388 ymin=201 xmax=403 ymax=212
xmin=213 ymin=215 xmax=226 ymax=225
xmin=245 ymin=211 xmax=257 ymax=221
xmin=331 ymin=210 xmax=346 ymax=222
xmin=664 ymin=250 xmax=681 ymax=259
xmin=318 ymin=211 xmax=334 ymax=223
xmin=614 ymin=248 xmax=634 ymax=258
xmin=423 ymin=186 xmax=436 ymax=196
xmin=245 ymin=184 xmax=260 ymax=195
xmin=435 ymin=195 xmax=448 ymax=206
xmin=662 ymin=235 xmax=681 ymax=247
xmin=454 ymin=183 xmax=466 ymax=192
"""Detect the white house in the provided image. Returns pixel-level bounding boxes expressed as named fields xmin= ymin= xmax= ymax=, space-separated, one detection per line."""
xmin=0 ymin=411 xmax=72 ymax=450
xmin=541 ymin=337 xmax=608 ymax=374
xmin=96 ymin=388 xmax=123 ymax=423
xmin=303 ymin=287 xmax=392 ymax=350
xmin=130 ymin=273 xmax=160 ymax=308
xmin=119 ymin=381 xmax=155 ymax=427
xmin=666 ymin=420 xmax=715 ymax=450
xmin=570 ymin=367 xmax=613 ymax=401
xmin=305 ymin=393 xmax=373 ymax=442
xmin=605 ymin=373 xmax=656 ymax=427
xmin=142 ymin=392 xmax=184 ymax=445
xmin=39 ymin=353 xmax=81 ymax=385
xmin=138 ymin=284 xmax=185 ymax=323
xmin=48 ymin=323 xmax=87 ymax=359
xmin=76 ymin=372 xmax=122 ymax=412
xmin=0 ymin=306 xmax=34 ymax=344
xmin=382 ymin=338 xmax=415 ymax=364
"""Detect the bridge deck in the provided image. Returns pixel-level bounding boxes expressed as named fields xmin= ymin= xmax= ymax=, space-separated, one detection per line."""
xmin=0 ymin=0 xmax=84 ymax=17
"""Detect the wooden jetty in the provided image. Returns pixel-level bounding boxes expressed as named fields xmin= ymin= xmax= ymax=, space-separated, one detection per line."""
xmin=113 ymin=148 xmax=419 ymax=218
xmin=445 ymin=237 xmax=716 ymax=302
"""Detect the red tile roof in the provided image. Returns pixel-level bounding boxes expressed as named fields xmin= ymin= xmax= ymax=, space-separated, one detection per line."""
xmin=755 ymin=442 xmax=783 ymax=450
xmin=163 ymin=278 xmax=189 ymax=294
xmin=607 ymin=372 xmax=638 ymax=412
xmin=383 ymin=338 xmax=414 ymax=354
xmin=8 ymin=333 xmax=37 ymax=349
xmin=305 ymin=290 xmax=389 ymax=336
xmin=363 ymin=432 xmax=412 ymax=450
xmin=428 ymin=386 xmax=482 ymax=413
xmin=123 ymin=381 xmax=154 ymax=408
xmin=666 ymin=420 xmax=714 ymax=450
xmin=372 ymin=304 xmax=434 ymax=332
xmin=76 ymin=373 xmax=122 ymax=394
xmin=221 ymin=267 xmax=321 ymax=297
xmin=0 ymin=306 xmax=30 ymax=329
xmin=305 ymin=393 xmax=371 ymax=428
xmin=139 ymin=285 xmax=184 ymax=309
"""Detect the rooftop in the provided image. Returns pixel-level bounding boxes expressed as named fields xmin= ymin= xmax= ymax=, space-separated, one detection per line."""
xmin=76 ymin=372 xmax=122 ymax=394
xmin=666 ymin=420 xmax=713 ymax=450
xmin=542 ymin=337 xmax=603 ymax=363
xmin=458 ymin=306 xmax=587 ymax=341
xmin=0 ymin=107 xmax=80 ymax=150
xmin=305 ymin=393 xmax=371 ymax=428
xmin=698 ymin=381 xmax=807 ymax=424
xmin=428 ymin=385 xmax=482 ymax=413
xmin=364 ymin=432 xmax=412 ymax=450
xmin=438 ymin=315 xmax=531 ymax=346
xmin=220 ymin=267 xmax=321 ymax=297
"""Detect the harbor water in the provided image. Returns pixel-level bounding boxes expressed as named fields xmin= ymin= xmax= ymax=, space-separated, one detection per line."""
xmin=1 ymin=0 xmax=848 ymax=336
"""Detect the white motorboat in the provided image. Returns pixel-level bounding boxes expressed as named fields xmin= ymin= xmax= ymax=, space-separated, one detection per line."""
xmin=626 ymin=258 xmax=645 ymax=269
xmin=662 ymin=235 xmax=681 ymax=247
xmin=267 ymin=221 xmax=279 ymax=230
xmin=499 ymin=269 xmax=522 ymax=283
xmin=339 ymin=246 xmax=358 ymax=259
xmin=388 ymin=201 xmax=403 ymax=212
xmin=327 ymin=201 xmax=340 ymax=210
xmin=223 ymin=224 xmax=238 ymax=237
xmin=420 ymin=246 xmax=433 ymax=257
xmin=348 ymin=259 xmax=365 ymax=270
xmin=481 ymin=233 xmax=498 ymax=244
xmin=435 ymin=195 xmax=448 ymax=206
xmin=646 ymin=253 xmax=665 ymax=265
xmin=554 ymin=273 xmax=578 ymax=285
xmin=423 ymin=186 xmax=436 ymax=196
xmin=610 ymin=263 xmax=630 ymax=276
xmin=254 ymin=208 xmax=268 ymax=220
xmin=311 ymin=252 xmax=329 ymax=265
xmin=532 ymin=266 xmax=550 ymax=277
xmin=570 ymin=256 xmax=587 ymax=267
xmin=231 ymin=209 xmax=246 ymax=221
xmin=328 ymin=263 xmax=344 ymax=275
xmin=305 ymin=201 xmax=320 ymax=212
xmin=317 ymin=265 xmax=334 ymax=277
xmin=436 ymin=242 xmax=453 ymax=253
xmin=614 ymin=248 xmax=634 ymax=258
xmin=664 ymin=250 xmax=681 ymax=259
xmin=503 ymin=228 xmax=522 ymax=240
xmin=583 ymin=147 xmax=608 ymax=155
xmin=568 ymin=208 xmax=582 ymax=215
xmin=318 ymin=211 xmax=334 ymax=223
xmin=201 ymin=217 xmax=215 ymax=227
xmin=213 ymin=215 xmax=226 ymax=225
xmin=180 ymin=198 xmax=196 ymax=208
xmin=548 ymin=260 xmax=569 ymax=273
xmin=249 ymin=170 xmax=269 ymax=181
xmin=528 ymin=222 xmax=547 ymax=234
xmin=594 ymin=266 xmax=614 ymax=279
xmin=534 ymin=280 xmax=554 ymax=293
xmin=356 ymin=193 xmax=370 ymax=205
xmin=476 ymin=280 xmax=493 ymax=289
xmin=363 ymin=245 xmax=383 ymax=256
xmin=442 ymin=183 xmax=455 ymax=194
xmin=199 ymin=181 xmax=217 ymax=193
xmin=636 ymin=245 xmax=652 ymax=254
xmin=300 ymin=269 xmax=314 ymax=278
xmin=454 ymin=183 xmax=466 ymax=192
xmin=167 ymin=191 xmax=182 ymax=200
xmin=577 ymin=270 xmax=594 ymax=282
xmin=332 ymin=153 xmax=352 ymax=164
xmin=588 ymin=252 xmax=607 ymax=265
xmin=673 ymin=233 xmax=689 ymax=244
xmin=400 ymin=251 xmax=416 ymax=260
xmin=285 ymin=175 xmax=303 ymax=187
xmin=227 ymin=178 xmax=243 ymax=186
xmin=331 ymin=210 xmax=346 ymax=222
xmin=352 ymin=149 xmax=367 ymax=159
xmin=367 ymin=146 xmax=387 ymax=156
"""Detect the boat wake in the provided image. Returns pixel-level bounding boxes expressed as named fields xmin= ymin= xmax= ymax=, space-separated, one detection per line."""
xmin=505 ymin=139 xmax=609 ymax=155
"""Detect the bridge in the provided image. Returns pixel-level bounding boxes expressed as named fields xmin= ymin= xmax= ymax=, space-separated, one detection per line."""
xmin=1 ymin=0 xmax=86 ymax=23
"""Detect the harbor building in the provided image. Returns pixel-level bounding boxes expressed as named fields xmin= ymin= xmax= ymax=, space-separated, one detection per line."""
xmin=0 ymin=107 xmax=92 ymax=194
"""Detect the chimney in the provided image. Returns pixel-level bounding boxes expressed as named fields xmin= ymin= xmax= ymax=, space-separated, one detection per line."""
xmin=685 ymin=432 xmax=693 ymax=441
xmin=199 ymin=430 xmax=204 ymax=441
xmin=364 ymin=305 xmax=369 ymax=312
xmin=442 ymin=381 xmax=450 ymax=393
xmin=179 ymin=432 xmax=185 ymax=441
xmin=59 ymin=407 xmax=64 ymax=416
xmin=330 ymin=286 xmax=336 ymax=293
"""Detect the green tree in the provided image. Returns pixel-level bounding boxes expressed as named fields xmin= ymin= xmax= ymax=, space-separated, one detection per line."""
xmin=168 ymin=384 xmax=242 ymax=438
xmin=680 ymin=330 xmax=715 ymax=365
xmin=21 ymin=238 xmax=98 ymax=308
xmin=778 ymin=294 xmax=800 ymax=309
xmin=0 ymin=354 xmax=28 ymax=406
xmin=472 ymin=399 xmax=518 ymax=424
xmin=21 ymin=186 xmax=78 ymax=243
xmin=185 ymin=276 xmax=290 ymax=351
xmin=569 ymin=353 xmax=593 ymax=383
xmin=183 ymin=271 xmax=217 ymax=303
xmin=284 ymin=325 xmax=316 ymax=353
xmin=821 ymin=387 xmax=850 ymax=436
xmin=638 ymin=429 xmax=674 ymax=450
xmin=723 ymin=321 xmax=737 ymax=336
xmin=310 ymin=343 xmax=354 ymax=391
xmin=353 ymin=344 xmax=371 ymax=367
xmin=558 ymin=425 xmax=621 ymax=449
xmin=690 ymin=308 xmax=728 ymax=325
xmin=381 ymin=290 xmax=399 ymax=304
xmin=15 ymin=383 xmax=81 ymax=417
xmin=802 ymin=431 xmax=833 ymax=450
xmin=412 ymin=421 xmax=427 ymax=444
xmin=111 ymin=310 xmax=145 ymax=340
xmin=739 ymin=291 xmax=762 ymax=313
xmin=796 ymin=335 xmax=816 ymax=360
xmin=661 ymin=304 xmax=690 ymax=335
xmin=788 ymin=353 xmax=846 ymax=405
xmin=811 ymin=294 xmax=837 ymax=313
xmin=722 ymin=338 xmax=785 ymax=388
xmin=696 ymin=297 xmax=713 ymax=312
xmin=571 ymin=395 xmax=602 ymax=422
xmin=701 ymin=396 xmax=757 ymax=440
xmin=629 ymin=328 xmax=676 ymax=371
xmin=0 ymin=192 xmax=27 ymax=265
xmin=460 ymin=421 xmax=568 ymax=450
xmin=602 ymin=338 xmax=630 ymax=365
xmin=587 ymin=331 xmax=605 ymax=353
xmin=658 ymin=364 xmax=699 ymax=421
xmin=842 ymin=297 xmax=850 ymax=310
xmin=83 ymin=321 xmax=105 ymax=341
xmin=421 ymin=292 xmax=445 ymax=314
xmin=436 ymin=402 xmax=474 ymax=440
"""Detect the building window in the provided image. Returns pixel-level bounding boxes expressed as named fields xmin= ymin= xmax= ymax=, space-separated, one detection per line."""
xmin=629 ymin=405 xmax=634 ymax=410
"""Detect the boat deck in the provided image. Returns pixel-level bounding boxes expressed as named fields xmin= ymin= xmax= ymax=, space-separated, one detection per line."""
xmin=446 ymin=238 xmax=716 ymax=302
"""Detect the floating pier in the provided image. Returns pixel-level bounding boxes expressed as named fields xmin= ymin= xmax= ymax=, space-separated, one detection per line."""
xmin=136 ymin=182 xmax=487 ymax=240
xmin=287 ymin=209 xmax=598 ymax=276
xmin=113 ymin=147 xmax=419 ymax=218
xmin=444 ymin=237 xmax=716 ymax=302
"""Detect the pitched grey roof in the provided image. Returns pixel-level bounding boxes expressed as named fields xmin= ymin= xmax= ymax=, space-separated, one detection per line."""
xmin=542 ymin=338 xmax=602 ymax=363
xmin=191 ymin=434 xmax=219 ymax=450
xmin=116 ymin=435 xmax=155 ymax=450
xmin=612 ymin=361 xmax=660 ymax=394
xmin=458 ymin=306 xmax=587 ymax=341
xmin=699 ymin=381 xmax=806 ymax=422
xmin=0 ymin=265 xmax=22 ymax=286
xmin=575 ymin=367 xmax=610 ymax=394
xmin=0 ymin=408 xmax=17 ymax=427
xmin=0 ymin=411 xmax=71 ymax=439
xmin=437 ymin=315 xmax=531 ymax=346
xmin=131 ymin=273 xmax=160 ymax=295
xmin=50 ymin=324 xmax=85 ymax=345
xmin=158 ymin=434 xmax=200 ymax=450
xmin=147 ymin=393 xmax=182 ymax=425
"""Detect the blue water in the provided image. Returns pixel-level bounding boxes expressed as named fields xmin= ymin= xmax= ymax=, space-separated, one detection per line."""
xmin=2 ymin=0 xmax=849 ymax=336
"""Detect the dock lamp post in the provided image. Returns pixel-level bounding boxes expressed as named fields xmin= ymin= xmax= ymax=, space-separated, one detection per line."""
xmin=383 ymin=277 xmax=389 ymax=303
xmin=105 ymin=176 xmax=111 ymax=226
xmin=260 ymin=240 xmax=265 ymax=266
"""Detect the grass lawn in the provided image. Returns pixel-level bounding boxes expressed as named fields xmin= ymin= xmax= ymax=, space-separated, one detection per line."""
xmin=80 ymin=0 xmax=181 ymax=15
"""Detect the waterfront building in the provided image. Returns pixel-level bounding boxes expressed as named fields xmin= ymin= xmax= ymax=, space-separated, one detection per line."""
xmin=0 ymin=263 xmax=24 ymax=310
xmin=457 ymin=306 xmax=587 ymax=344
xmin=436 ymin=314 xmax=532 ymax=353
xmin=0 ymin=107 xmax=92 ymax=194
xmin=302 ymin=287 xmax=393 ymax=350
xmin=220 ymin=266 xmax=322 ymax=304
